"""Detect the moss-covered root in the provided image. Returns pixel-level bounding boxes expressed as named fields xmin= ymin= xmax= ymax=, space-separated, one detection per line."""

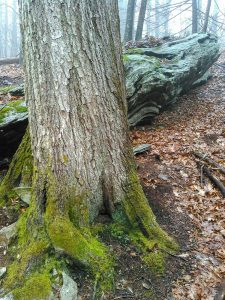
xmin=47 ymin=216 xmax=114 ymax=295
xmin=122 ymin=170 xmax=179 ymax=266
xmin=0 ymin=128 xmax=33 ymax=203
xmin=3 ymin=212 xmax=113 ymax=299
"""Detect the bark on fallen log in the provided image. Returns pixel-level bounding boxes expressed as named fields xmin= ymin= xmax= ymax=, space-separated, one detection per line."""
xmin=125 ymin=33 xmax=219 ymax=126
xmin=200 ymin=164 xmax=225 ymax=198
xmin=0 ymin=57 xmax=20 ymax=65
xmin=194 ymin=151 xmax=225 ymax=175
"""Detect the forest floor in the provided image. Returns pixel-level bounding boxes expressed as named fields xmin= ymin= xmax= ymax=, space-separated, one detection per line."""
xmin=0 ymin=56 xmax=224 ymax=300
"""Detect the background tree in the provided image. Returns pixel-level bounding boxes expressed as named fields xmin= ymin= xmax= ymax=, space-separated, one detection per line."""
xmin=1 ymin=0 xmax=175 ymax=298
xmin=135 ymin=0 xmax=148 ymax=40
xmin=192 ymin=0 xmax=198 ymax=33
xmin=124 ymin=0 xmax=136 ymax=42
xmin=202 ymin=0 xmax=212 ymax=33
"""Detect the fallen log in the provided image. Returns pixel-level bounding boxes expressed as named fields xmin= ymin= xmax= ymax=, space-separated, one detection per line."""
xmin=200 ymin=164 xmax=225 ymax=198
xmin=0 ymin=57 xmax=20 ymax=65
xmin=194 ymin=151 xmax=225 ymax=175
xmin=125 ymin=33 xmax=219 ymax=126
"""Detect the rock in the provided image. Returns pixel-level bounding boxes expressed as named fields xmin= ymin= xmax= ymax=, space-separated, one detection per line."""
xmin=0 ymin=293 xmax=13 ymax=300
xmin=0 ymin=100 xmax=28 ymax=161
xmin=125 ymin=33 xmax=219 ymax=126
xmin=0 ymin=222 xmax=17 ymax=246
xmin=9 ymin=84 xmax=24 ymax=97
xmin=14 ymin=187 xmax=31 ymax=205
xmin=133 ymin=144 xmax=151 ymax=155
xmin=0 ymin=267 xmax=6 ymax=279
xmin=60 ymin=272 xmax=78 ymax=300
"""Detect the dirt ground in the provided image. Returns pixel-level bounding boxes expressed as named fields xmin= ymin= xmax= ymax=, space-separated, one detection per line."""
xmin=0 ymin=55 xmax=224 ymax=299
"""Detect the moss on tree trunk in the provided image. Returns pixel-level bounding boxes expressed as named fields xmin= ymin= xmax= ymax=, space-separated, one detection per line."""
xmin=0 ymin=1 xmax=178 ymax=299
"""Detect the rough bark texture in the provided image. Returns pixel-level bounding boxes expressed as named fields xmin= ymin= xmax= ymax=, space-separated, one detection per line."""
xmin=125 ymin=33 xmax=219 ymax=126
xmin=0 ymin=1 xmax=175 ymax=299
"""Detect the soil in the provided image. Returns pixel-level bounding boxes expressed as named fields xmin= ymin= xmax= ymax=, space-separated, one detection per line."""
xmin=0 ymin=56 xmax=225 ymax=300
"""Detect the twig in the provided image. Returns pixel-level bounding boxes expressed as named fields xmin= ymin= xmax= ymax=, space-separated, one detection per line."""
xmin=0 ymin=104 xmax=7 ymax=112
xmin=194 ymin=151 xmax=225 ymax=175
xmin=200 ymin=164 xmax=225 ymax=198
xmin=159 ymin=247 xmax=188 ymax=262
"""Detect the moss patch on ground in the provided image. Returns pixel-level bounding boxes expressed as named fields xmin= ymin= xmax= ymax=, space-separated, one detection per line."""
xmin=0 ymin=99 xmax=27 ymax=124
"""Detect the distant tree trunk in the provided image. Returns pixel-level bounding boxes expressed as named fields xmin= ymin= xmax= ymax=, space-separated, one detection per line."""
xmin=146 ymin=0 xmax=152 ymax=36
xmin=124 ymin=0 xmax=136 ymax=42
xmin=163 ymin=0 xmax=172 ymax=36
xmin=211 ymin=1 xmax=219 ymax=35
xmin=202 ymin=0 xmax=212 ymax=33
xmin=135 ymin=0 xmax=147 ymax=40
xmin=11 ymin=0 xmax=18 ymax=57
xmin=4 ymin=0 xmax=8 ymax=57
xmin=119 ymin=0 xmax=127 ymax=39
xmin=192 ymin=0 xmax=198 ymax=33
xmin=155 ymin=0 xmax=160 ymax=37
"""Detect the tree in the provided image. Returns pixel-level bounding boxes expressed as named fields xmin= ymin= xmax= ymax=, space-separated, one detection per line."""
xmin=124 ymin=0 xmax=136 ymax=42
xmin=155 ymin=0 xmax=160 ymax=37
xmin=1 ymin=1 xmax=175 ymax=299
xmin=202 ymin=0 xmax=212 ymax=33
xmin=118 ymin=0 xmax=127 ymax=39
xmin=192 ymin=0 xmax=198 ymax=33
xmin=11 ymin=0 xmax=18 ymax=57
xmin=135 ymin=0 xmax=148 ymax=40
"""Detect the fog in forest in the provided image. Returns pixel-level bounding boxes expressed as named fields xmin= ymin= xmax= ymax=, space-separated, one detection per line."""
xmin=0 ymin=0 xmax=225 ymax=59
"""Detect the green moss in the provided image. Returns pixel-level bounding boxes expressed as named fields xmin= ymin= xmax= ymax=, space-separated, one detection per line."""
xmin=47 ymin=216 xmax=114 ymax=293
xmin=0 ymin=129 xmax=33 ymax=205
xmin=143 ymin=251 xmax=166 ymax=276
xmin=123 ymin=54 xmax=130 ymax=62
xmin=127 ymin=48 xmax=144 ymax=55
xmin=0 ymin=99 xmax=27 ymax=124
xmin=13 ymin=273 xmax=51 ymax=300
xmin=0 ymin=85 xmax=16 ymax=94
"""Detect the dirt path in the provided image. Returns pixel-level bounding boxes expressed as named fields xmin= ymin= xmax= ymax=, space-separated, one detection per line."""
xmin=132 ymin=57 xmax=225 ymax=299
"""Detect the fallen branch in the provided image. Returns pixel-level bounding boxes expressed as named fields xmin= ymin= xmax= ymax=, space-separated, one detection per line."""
xmin=200 ymin=164 xmax=225 ymax=198
xmin=194 ymin=151 xmax=225 ymax=175
xmin=0 ymin=57 xmax=20 ymax=65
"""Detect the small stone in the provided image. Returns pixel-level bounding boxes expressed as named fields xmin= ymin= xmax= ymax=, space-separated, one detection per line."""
xmin=0 ymin=293 xmax=13 ymax=300
xmin=0 ymin=222 xmax=17 ymax=246
xmin=0 ymin=267 xmax=6 ymax=279
xmin=142 ymin=282 xmax=151 ymax=290
xmin=14 ymin=187 xmax=31 ymax=205
xmin=158 ymin=173 xmax=169 ymax=181
xmin=60 ymin=272 xmax=78 ymax=300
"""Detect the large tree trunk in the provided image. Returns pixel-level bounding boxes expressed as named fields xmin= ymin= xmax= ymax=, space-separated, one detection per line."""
xmin=135 ymin=0 xmax=148 ymax=41
xmin=1 ymin=1 xmax=175 ymax=299
xmin=124 ymin=0 xmax=136 ymax=42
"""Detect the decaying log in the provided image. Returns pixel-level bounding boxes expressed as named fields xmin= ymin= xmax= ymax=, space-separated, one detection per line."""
xmin=194 ymin=151 xmax=225 ymax=175
xmin=200 ymin=164 xmax=225 ymax=198
xmin=0 ymin=57 xmax=20 ymax=65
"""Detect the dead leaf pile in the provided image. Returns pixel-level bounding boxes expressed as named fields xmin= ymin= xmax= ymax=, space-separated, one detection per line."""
xmin=132 ymin=55 xmax=225 ymax=299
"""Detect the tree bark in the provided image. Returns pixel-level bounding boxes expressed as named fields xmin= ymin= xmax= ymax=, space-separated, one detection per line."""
xmin=202 ymin=0 xmax=212 ymax=33
xmin=124 ymin=0 xmax=136 ymax=42
xmin=1 ymin=1 xmax=175 ymax=299
xmin=135 ymin=0 xmax=148 ymax=41
xmin=192 ymin=0 xmax=198 ymax=33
